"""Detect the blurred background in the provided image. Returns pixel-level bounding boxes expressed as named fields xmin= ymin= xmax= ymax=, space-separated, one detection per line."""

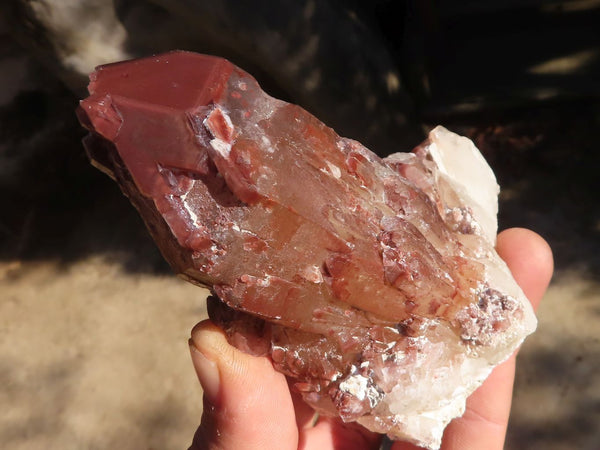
xmin=1 ymin=1 xmax=598 ymax=449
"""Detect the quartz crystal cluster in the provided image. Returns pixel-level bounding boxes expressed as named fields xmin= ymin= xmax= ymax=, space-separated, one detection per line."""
xmin=77 ymin=51 xmax=536 ymax=449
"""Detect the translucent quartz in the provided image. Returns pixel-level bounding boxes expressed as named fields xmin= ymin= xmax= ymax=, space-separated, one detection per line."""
xmin=78 ymin=51 xmax=536 ymax=449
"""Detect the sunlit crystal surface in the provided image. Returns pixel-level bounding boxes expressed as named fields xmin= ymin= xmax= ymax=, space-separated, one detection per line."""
xmin=78 ymin=51 xmax=536 ymax=450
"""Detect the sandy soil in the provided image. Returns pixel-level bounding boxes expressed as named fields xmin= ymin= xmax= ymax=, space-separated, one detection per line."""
xmin=508 ymin=273 xmax=600 ymax=450
xmin=1 ymin=258 xmax=208 ymax=450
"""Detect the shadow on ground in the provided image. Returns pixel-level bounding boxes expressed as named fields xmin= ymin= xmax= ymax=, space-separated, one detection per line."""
xmin=509 ymin=337 xmax=600 ymax=450
xmin=0 ymin=84 xmax=170 ymax=275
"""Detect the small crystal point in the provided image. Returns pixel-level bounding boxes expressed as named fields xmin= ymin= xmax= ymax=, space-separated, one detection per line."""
xmin=78 ymin=51 xmax=536 ymax=450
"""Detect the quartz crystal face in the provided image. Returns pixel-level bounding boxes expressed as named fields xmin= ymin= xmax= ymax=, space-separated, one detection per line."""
xmin=77 ymin=51 xmax=536 ymax=450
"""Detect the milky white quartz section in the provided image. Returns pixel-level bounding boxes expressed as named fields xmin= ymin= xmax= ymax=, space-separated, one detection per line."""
xmin=427 ymin=126 xmax=499 ymax=244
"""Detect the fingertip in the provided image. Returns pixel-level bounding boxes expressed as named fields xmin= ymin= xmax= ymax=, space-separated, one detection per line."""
xmin=497 ymin=227 xmax=554 ymax=309
xmin=189 ymin=319 xmax=277 ymax=396
xmin=190 ymin=319 xmax=232 ymax=365
xmin=497 ymin=228 xmax=553 ymax=271
xmin=191 ymin=318 xmax=221 ymax=338
xmin=189 ymin=319 xmax=298 ymax=449
xmin=189 ymin=322 xmax=224 ymax=406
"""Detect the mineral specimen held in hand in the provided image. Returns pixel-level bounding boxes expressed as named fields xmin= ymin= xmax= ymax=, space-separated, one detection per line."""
xmin=77 ymin=51 xmax=536 ymax=449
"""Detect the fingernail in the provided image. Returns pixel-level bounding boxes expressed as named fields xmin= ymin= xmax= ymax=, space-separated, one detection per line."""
xmin=189 ymin=339 xmax=220 ymax=405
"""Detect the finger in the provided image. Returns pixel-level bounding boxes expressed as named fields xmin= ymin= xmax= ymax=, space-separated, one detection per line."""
xmin=496 ymin=227 xmax=554 ymax=311
xmin=188 ymin=320 xmax=298 ymax=450
xmin=288 ymin=385 xmax=319 ymax=431
xmin=393 ymin=228 xmax=553 ymax=450
xmin=299 ymin=416 xmax=382 ymax=450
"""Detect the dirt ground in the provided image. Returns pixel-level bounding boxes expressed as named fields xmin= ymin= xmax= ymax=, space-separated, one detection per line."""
xmin=1 ymin=258 xmax=208 ymax=450
xmin=1 ymin=33 xmax=599 ymax=450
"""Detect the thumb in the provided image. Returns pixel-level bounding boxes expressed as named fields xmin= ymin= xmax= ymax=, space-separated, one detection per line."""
xmin=188 ymin=320 xmax=298 ymax=450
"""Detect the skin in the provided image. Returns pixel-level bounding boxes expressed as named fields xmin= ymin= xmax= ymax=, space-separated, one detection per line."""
xmin=188 ymin=228 xmax=554 ymax=450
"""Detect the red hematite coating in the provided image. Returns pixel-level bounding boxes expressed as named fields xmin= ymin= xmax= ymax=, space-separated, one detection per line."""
xmin=78 ymin=51 xmax=530 ymax=448
xmin=79 ymin=51 xmax=476 ymax=325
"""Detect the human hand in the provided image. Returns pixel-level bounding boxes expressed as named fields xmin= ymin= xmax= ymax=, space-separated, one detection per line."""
xmin=188 ymin=228 xmax=553 ymax=450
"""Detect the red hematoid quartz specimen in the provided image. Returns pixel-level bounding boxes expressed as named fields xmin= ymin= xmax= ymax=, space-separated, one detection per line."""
xmin=78 ymin=51 xmax=536 ymax=449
